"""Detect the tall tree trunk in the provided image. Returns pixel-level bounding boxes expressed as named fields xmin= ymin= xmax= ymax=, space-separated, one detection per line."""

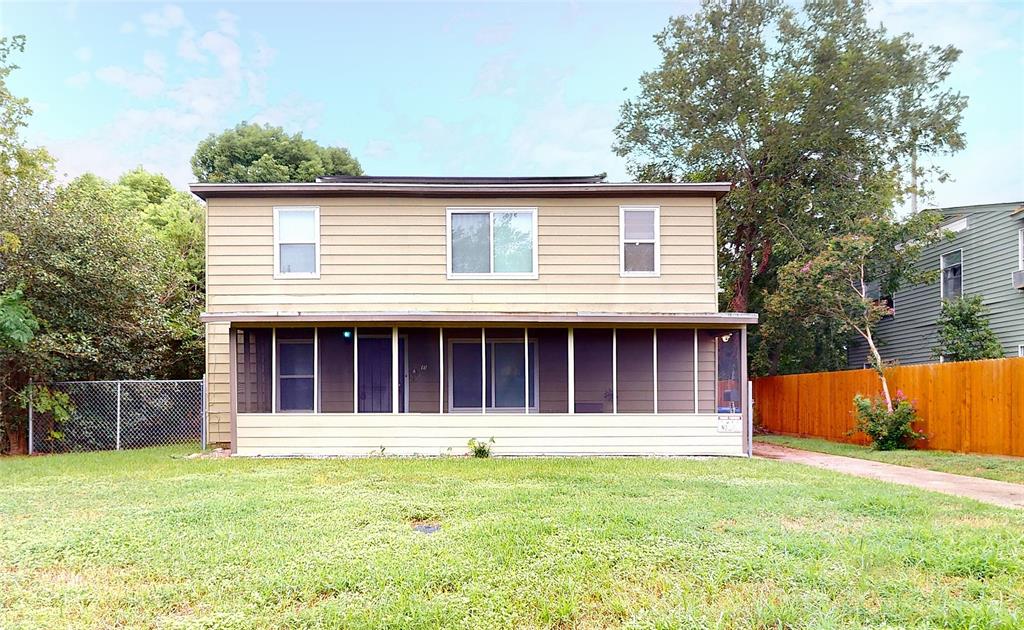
xmin=910 ymin=146 xmax=918 ymax=214
xmin=728 ymin=224 xmax=757 ymax=312
xmin=863 ymin=326 xmax=893 ymax=413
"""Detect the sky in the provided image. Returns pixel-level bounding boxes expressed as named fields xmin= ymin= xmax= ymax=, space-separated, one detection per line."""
xmin=1 ymin=0 xmax=1022 ymax=210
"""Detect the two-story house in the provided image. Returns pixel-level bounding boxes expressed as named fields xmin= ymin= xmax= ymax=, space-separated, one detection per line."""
xmin=848 ymin=201 xmax=1024 ymax=368
xmin=191 ymin=175 xmax=756 ymax=457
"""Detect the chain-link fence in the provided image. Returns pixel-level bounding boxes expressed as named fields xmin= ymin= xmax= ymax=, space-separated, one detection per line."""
xmin=28 ymin=379 xmax=205 ymax=454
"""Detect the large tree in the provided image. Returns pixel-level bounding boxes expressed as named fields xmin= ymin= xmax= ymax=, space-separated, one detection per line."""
xmin=614 ymin=0 xmax=966 ymax=374
xmin=191 ymin=122 xmax=362 ymax=183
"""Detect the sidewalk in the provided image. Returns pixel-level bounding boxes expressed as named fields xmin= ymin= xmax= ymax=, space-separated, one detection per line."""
xmin=754 ymin=442 xmax=1024 ymax=509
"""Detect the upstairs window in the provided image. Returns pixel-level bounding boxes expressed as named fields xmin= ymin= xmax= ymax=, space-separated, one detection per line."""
xmin=274 ymin=206 xmax=319 ymax=278
xmin=620 ymin=206 xmax=660 ymax=276
xmin=940 ymin=250 xmax=962 ymax=300
xmin=447 ymin=208 xmax=537 ymax=278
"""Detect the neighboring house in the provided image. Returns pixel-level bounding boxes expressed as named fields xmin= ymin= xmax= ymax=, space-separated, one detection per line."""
xmin=848 ymin=201 xmax=1024 ymax=368
xmin=190 ymin=175 xmax=756 ymax=457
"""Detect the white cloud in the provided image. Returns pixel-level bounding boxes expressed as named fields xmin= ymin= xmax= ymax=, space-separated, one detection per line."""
xmin=215 ymin=10 xmax=239 ymax=37
xmin=95 ymin=65 xmax=165 ymax=99
xmin=506 ymin=94 xmax=625 ymax=179
xmin=199 ymin=30 xmax=242 ymax=75
xmin=473 ymin=55 xmax=517 ymax=97
xmin=140 ymin=4 xmax=187 ymax=37
xmin=250 ymin=99 xmax=324 ymax=134
xmin=74 ymin=46 xmax=92 ymax=63
xmin=42 ymin=5 xmax=290 ymax=188
xmin=143 ymin=51 xmax=167 ymax=76
xmin=176 ymin=30 xmax=206 ymax=62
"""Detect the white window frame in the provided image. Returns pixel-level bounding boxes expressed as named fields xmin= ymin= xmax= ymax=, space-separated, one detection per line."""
xmin=1017 ymin=228 xmax=1023 ymax=271
xmin=940 ymin=248 xmax=963 ymax=301
xmin=619 ymin=205 xmax=661 ymax=277
xmin=1018 ymin=344 xmax=1023 ymax=358
xmin=446 ymin=207 xmax=539 ymax=280
xmin=273 ymin=206 xmax=320 ymax=279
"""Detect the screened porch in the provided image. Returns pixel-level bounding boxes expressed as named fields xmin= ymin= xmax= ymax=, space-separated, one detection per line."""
xmin=233 ymin=326 xmax=746 ymax=417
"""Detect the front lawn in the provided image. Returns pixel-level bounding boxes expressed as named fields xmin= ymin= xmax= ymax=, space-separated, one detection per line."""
xmin=757 ymin=434 xmax=1024 ymax=485
xmin=1 ymin=447 xmax=1022 ymax=628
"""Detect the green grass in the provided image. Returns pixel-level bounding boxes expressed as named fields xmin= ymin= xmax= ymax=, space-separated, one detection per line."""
xmin=2 ymin=447 xmax=1023 ymax=629
xmin=757 ymin=434 xmax=1024 ymax=485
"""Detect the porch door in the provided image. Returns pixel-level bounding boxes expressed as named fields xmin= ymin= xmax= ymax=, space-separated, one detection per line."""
xmin=357 ymin=336 xmax=407 ymax=412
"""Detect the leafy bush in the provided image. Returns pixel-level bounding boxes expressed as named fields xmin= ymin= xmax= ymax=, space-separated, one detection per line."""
xmin=853 ymin=392 xmax=923 ymax=450
xmin=467 ymin=437 xmax=494 ymax=458
xmin=933 ymin=296 xmax=1004 ymax=362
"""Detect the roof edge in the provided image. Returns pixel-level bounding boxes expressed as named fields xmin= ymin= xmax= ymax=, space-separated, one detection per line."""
xmin=189 ymin=181 xmax=733 ymax=201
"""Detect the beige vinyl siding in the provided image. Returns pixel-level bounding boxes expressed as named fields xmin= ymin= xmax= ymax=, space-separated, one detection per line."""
xmin=234 ymin=413 xmax=743 ymax=457
xmin=205 ymin=322 xmax=231 ymax=444
xmin=205 ymin=196 xmax=718 ymax=313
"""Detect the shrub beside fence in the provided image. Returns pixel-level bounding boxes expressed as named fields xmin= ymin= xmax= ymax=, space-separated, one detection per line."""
xmin=752 ymin=357 xmax=1024 ymax=457
xmin=29 ymin=379 xmax=205 ymax=454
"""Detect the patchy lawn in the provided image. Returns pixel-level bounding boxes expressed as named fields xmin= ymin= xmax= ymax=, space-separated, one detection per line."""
xmin=757 ymin=434 xmax=1024 ymax=485
xmin=1 ymin=447 xmax=1022 ymax=628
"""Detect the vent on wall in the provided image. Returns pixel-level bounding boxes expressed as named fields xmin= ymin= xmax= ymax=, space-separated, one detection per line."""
xmin=1013 ymin=270 xmax=1024 ymax=290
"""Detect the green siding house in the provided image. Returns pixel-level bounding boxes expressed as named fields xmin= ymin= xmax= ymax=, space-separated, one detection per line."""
xmin=848 ymin=201 xmax=1024 ymax=367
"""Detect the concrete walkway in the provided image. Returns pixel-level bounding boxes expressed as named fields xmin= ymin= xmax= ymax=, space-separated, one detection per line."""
xmin=754 ymin=442 xmax=1024 ymax=510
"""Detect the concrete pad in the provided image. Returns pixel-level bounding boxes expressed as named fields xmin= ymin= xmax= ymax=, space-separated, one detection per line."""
xmin=754 ymin=442 xmax=1024 ymax=510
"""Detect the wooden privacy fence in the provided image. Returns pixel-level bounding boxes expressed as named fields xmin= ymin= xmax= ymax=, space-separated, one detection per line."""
xmin=752 ymin=357 xmax=1024 ymax=457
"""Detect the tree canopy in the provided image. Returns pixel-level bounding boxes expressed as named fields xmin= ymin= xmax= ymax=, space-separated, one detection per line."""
xmin=615 ymin=0 xmax=966 ymax=374
xmin=191 ymin=122 xmax=363 ymax=183
xmin=765 ymin=212 xmax=943 ymax=409
xmin=0 ymin=36 xmax=205 ymax=451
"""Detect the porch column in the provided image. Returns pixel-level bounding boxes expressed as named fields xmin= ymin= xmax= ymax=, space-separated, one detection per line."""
xmin=438 ymin=327 xmax=444 ymax=414
xmin=611 ymin=328 xmax=617 ymax=414
xmin=523 ymin=327 xmax=529 ymax=414
xmin=313 ymin=327 xmax=319 ymax=413
xmin=481 ymin=328 xmax=486 ymax=415
xmin=692 ymin=329 xmax=698 ymax=414
xmin=353 ymin=326 xmax=359 ymax=413
xmin=271 ymin=327 xmax=277 ymax=414
xmin=392 ymin=326 xmax=399 ymax=414
xmin=653 ymin=328 xmax=659 ymax=413
xmin=741 ymin=325 xmax=750 ymax=456
xmin=568 ymin=328 xmax=575 ymax=414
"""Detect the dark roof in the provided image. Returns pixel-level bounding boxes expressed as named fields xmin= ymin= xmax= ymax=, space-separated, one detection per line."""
xmin=316 ymin=174 xmax=608 ymax=185
xmin=190 ymin=178 xmax=732 ymax=200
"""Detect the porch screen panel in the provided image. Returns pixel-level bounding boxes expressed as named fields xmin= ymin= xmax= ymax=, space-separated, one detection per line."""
xmin=235 ymin=328 xmax=271 ymax=413
xmin=483 ymin=328 xmax=532 ymax=412
xmin=319 ymin=327 xmax=354 ymax=413
xmin=573 ymin=328 xmax=613 ymax=413
xmin=444 ymin=328 xmax=482 ymax=412
xmin=656 ymin=329 xmax=694 ymax=413
xmin=697 ymin=330 xmax=717 ymax=413
xmin=401 ymin=327 xmax=441 ymax=413
xmin=616 ymin=329 xmax=654 ymax=413
xmin=533 ymin=329 xmax=568 ymax=413
xmin=276 ymin=328 xmax=315 ymax=412
xmin=357 ymin=327 xmax=392 ymax=413
xmin=715 ymin=330 xmax=743 ymax=413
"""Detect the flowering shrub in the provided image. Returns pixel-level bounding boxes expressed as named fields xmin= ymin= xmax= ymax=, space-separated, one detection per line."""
xmin=852 ymin=391 xmax=923 ymax=450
